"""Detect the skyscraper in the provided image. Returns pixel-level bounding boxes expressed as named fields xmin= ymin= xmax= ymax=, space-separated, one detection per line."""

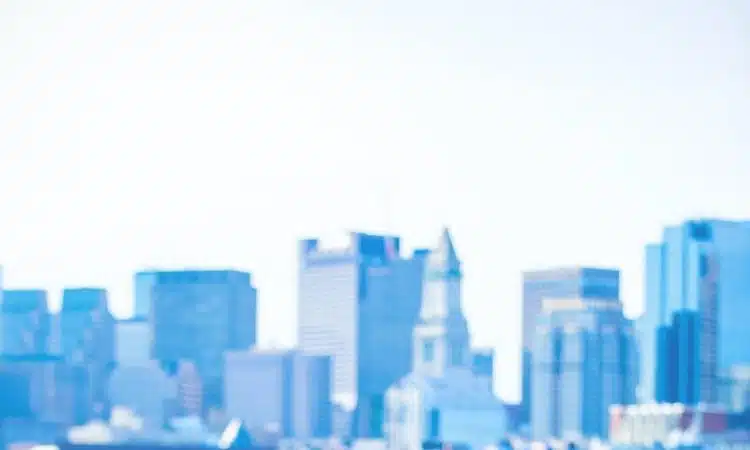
xmin=298 ymin=232 xmax=425 ymax=437
xmin=298 ymin=232 xmax=402 ymax=411
xmin=59 ymin=287 xmax=115 ymax=419
xmin=150 ymin=269 xmax=257 ymax=409
xmin=354 ymin=247 xmax=427 ymax=437
xmin=531 ymin=272 xmax=635 ymax=440
xmin=1 ymin=289 xmax=50 ymax=355
xmin=521 ymin=268 xmax=619 ymax=425
xmin=641 ymin=219 xmax=750 ymax=405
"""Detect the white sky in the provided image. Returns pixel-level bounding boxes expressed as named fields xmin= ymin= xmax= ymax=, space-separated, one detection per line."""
xmin=0 ymin=1 xmax=748 ymax=402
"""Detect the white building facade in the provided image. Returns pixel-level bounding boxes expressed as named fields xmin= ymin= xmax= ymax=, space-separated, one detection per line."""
xmin=385 ymin=229 xmax=507 ymax=450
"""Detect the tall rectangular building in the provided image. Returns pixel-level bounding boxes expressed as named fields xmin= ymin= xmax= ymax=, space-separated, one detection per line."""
xmin=354 ymin=249 xmax=426 ymax=437
xmin=641 ymin=219 xmax=750 ymax=405
xmin=531 ymin=284 xmax=636 ymax=440
xmin=224 ymin=349 xmax=332 ymax=439
xmin=59 ymin=287 xmax=115 ymax=419
xmin=150 ymin=269 xmax=257 ymax=409
xmin=521 ymin=268 xmax=619 ymax=425
xmin=298 ymin=232 xmax=425 ymax=436
xmin=1 ymin=289 xmax=50 ymax=355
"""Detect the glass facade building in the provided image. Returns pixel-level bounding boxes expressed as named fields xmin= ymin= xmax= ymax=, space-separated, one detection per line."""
xmin=298 ymin=232 xmax=425 ymax=438
xmin=531 ymin=292 xmax=636 ymax=440
xmin=60 ymin=287 xmax=115 ymax=419
xmin=521 ymin=267 xmax=620 ymax=425
xmin=1 ymin=289 xmax=50 ymax=355
xmin=150 ymin=269 xmax=257 ymax=409
xmin=641 ymin=219 xmax=750 ymax=405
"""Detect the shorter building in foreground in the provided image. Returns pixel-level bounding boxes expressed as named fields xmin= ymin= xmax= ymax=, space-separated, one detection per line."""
xmin=609 ymin=403 xmax=750 ymax=448
xmin=0 ymin=353 xmax=90 ymax=426
xmin=224 ymin=349 xmax=332 ymax=439
xmin=108 ymin=361 xmax=176 ymax=429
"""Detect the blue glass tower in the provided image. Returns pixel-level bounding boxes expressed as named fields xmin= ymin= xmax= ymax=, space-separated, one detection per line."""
xmin=298 ymin=232 xmax=425 ymax=438
xmin=640 ymin=219 xmax=750 ymax=405
xmin=531 ymin=275 xmax=635 ymax=440
xmin=522 ymin=268 xmax=620 ymax=425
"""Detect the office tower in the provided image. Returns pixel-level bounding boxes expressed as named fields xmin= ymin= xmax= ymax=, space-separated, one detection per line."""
xmin=531 ymin=270 xmax=636 ymax=440
xmin=224 ymin=349 xmax=332 ymax=439
xmin=0 ymin=354 xmax=90 ymax=426
xmin=1 ymin=290 xmax=50 ymax=355
xmin=133 ymin=271 xmax=158 ymax=319
xmin=59 ymin=287 xmax=116 ymax=419
xmin=115 ymin=318 xmax=150 ymax=367
xmin=385 ymin=229 xmax=506 ymax=450
xmin=641 ymin=219 xmax=750 ymax=405
xmin=471 ymin=349 xmax=495 ymax=392
xmin=298 ymin=233 xmax=424 ymax=430
xmin=521 ymin=267 xmax=619 ymax=425
xmin=354 ymin=247 xmax=427 ymax=438
xmin=150 ymin=269 xmax=257 ymax=410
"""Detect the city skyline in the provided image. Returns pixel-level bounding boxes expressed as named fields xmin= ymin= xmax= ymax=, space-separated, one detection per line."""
xmin=1 ymin=0 xmax=749 ymax=406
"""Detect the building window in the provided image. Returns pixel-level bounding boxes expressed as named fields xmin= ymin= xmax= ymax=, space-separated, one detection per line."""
xmin=423 ymin=339 xmax=436 ymax=363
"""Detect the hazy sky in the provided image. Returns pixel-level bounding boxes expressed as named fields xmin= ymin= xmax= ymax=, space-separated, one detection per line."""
xmin=1 ymin=1 xmax=748 ymax=402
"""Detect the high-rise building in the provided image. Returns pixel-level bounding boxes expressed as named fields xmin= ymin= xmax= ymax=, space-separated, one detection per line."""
xmin=1 ymin=289 xmax=50 ymax=355
xmin=224 ymin=349 xmax=332 ymax=439
xmin=298 ymin=232 xmax=425 ymax=436
xmin=640 ymin=219 xmax=750 ymax=405
xmin=150 ymin=269 xmax=258 ymax=409
xmin=521 ymin=268 xmax=619 ymax=425
xmin=385 ymin=229 xmax=507 ymax=450
xmin=298 ymin=233 xmax=402 ymax=411
xmin=354 ymin=247 xmax=427 ymax=438
xmin=531 ymin=270 xmax=636 ymax=441
xmin=59 ymin=287 xmax=116 ymax=419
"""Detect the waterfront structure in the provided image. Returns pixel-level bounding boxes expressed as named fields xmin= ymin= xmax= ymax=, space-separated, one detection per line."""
xmin=531 ymin=270 xmax=636 ymax=441
xmin=640 ymin=219 xmax=750 ymax=406
xmin=298 ymin=232 xmax=424 ymax=423
xmin=1 ymin=289 xmax=50 ymax=355
xmin=0 ymin=353 xmax=90 ymax=426
xmin=59 ymin=287 xmax=115 ymax=419
xmin=150 ymin=269 xmax=258 ymax=409
xmin=115 ymin=318 xmax=150 ymax=367
xmin=385 ymin=229 xmax=507 ymax=450
xmin=609 ymin=403 xmax=750 ymax=447
xmin=521 ymin=268 xmax=619 ymax=425
xmin=224 ymin=349 xmax=332 ymax=439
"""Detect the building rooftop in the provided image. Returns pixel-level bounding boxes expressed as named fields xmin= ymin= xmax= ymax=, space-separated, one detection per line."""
xmin=1 ymin=289 xmax=48 ymax=313
xmin=62 ymin=288 xmax=108 ymax=312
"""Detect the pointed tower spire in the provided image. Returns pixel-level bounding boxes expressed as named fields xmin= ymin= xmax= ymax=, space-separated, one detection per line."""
xmin=425 ymin=227 xmax=461 ymax=281
xmin=412 ymin=227 xmax=471 ymax=377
